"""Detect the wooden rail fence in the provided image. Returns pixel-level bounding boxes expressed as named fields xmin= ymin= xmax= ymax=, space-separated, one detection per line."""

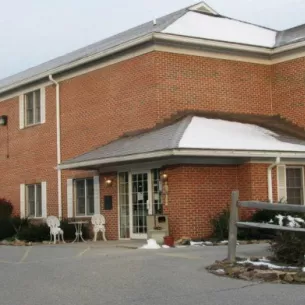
xmin=228 ymin=190 xmax=305 ymax=262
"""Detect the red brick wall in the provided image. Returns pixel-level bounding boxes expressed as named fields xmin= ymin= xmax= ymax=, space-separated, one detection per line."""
xmin=162 ymin=164 xmax=271 ymax=239
xmin=0 ymin=49 xmax=304 ymax=239
xmin=272 ymin=57 xmax=305 ymax=127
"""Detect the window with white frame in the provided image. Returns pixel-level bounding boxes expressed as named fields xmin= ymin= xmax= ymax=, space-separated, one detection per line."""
xmin=24 ymin=89 xmax=41 ymax=126
xmin=286 ymin=168 xmax=304 ymax=205
xmin=26 ymin=184 xmax=42 ymax=217
xmin=74 ymin=178 xmax=94 ymax=216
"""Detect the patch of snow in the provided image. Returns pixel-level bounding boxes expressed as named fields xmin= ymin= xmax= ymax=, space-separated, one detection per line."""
xmin=175 ymin=245 xmax=187 ymax=248
xmin=190 ymin=241 xmax=205 ymax=246
xmin=162 ymin=245 xmax=170 ymax=249
xmin=238 ymin=259 xmax=298 ymax=270
xmin=203 ymin=241 xmax=213 ymax=246
xmin=220 ymin=240 xmax=228 ymax=245
xmin=139 ymin=239 xmax=161 ymax=250
xmin=275 ymin=214 xmax=284 ymax=226
xmin=178 ymin=117 xmax=305 ymax=152
xmin=259 ymin=257 xmax=270 ymax=263
xmin=163 ymin=11 xmax=276 ymax=48
xmin=275 ymin=215 xmax=304 ymax=228
xmin=215 ymin=269 xmax=225 ymax=275
xmin=302 ymin=267 xmax=305 ymax=272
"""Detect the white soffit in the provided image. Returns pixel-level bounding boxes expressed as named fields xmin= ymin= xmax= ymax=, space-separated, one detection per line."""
xmin=179 ymin=117 xmax=305 ymax=152
xmin=162 ymin=11 xmax=277 ymax=48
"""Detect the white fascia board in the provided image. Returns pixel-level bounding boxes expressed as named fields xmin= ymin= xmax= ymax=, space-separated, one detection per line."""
xmin=58 ymin=149 xmax=305 ymax=170
xmin=0 ymin=34 xmax=153 ymax=95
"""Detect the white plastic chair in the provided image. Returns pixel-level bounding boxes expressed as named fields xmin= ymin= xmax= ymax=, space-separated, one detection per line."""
xmin=91 ymin=214 xmax=107 ymax=242
xmin=46 ymin=216 xmax=65 ymax=244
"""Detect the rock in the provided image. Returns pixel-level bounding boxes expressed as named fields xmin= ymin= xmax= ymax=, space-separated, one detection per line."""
xmin=238 ymin=271 xmax=256 ymax=281
xmin=14 ymin=240 xmax=25 ymax=246
xmin=293 ymin=272 xmax=305 ymax=283
xmin=258 ymin=265 xmax=269 ymax=270
xmin=0 ymin=240 xmax=9 ymax=245
xmin=254 ymin=271 xmax=279 ymax=282
xmin=283 ymin=273 xmax=294 ymax=283
xmin=225 ymin=266 xmax=245 ymax=277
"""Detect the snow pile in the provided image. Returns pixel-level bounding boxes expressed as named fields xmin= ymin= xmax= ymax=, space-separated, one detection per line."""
xmin=237 ymin=259 xmax=298 ymax=270
xmin=190 ymin=241 xmax=205 ymax=246
xmin=139 ymin=239 xmax=161 ymax=250
xmin=273 ymin=215 xmax=305 ymax=228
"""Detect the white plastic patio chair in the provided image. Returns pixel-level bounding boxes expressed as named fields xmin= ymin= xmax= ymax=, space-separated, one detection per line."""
xmin=91 ymin=214 xmax=107 ymax=242
xmin=46 ymin=216 xmax=65 ymax=244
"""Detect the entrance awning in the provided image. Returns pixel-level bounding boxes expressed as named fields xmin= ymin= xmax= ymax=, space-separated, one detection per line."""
xmin=58 ymin=115 xmax=305 ymax=170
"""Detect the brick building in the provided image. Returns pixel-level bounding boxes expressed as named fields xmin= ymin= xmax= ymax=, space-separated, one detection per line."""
xmin=1 ymin=2 xmax=305 ymax=240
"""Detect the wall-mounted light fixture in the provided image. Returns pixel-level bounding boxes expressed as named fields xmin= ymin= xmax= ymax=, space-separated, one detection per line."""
xmin=161 ymin=173 xmax=168 ymax=182
xmin=104 ymin=178 xmax=113 ymax=187
xmin=0 ymin=115 xmax=8 ymax=126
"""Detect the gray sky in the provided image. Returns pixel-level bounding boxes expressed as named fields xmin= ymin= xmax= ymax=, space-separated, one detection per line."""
xmin=1 ymin=0 xmax=305 ymax=80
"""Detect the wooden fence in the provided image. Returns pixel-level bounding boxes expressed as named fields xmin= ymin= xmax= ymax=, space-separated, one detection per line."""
xmin=228 ymin=190 xmax=305 ymax=262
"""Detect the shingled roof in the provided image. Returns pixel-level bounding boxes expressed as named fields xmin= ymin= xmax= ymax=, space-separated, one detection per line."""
xmin=2 ymin=1 xmax=305 ymax=95
xmin=59 ymin=114 xmax=305 ymax=170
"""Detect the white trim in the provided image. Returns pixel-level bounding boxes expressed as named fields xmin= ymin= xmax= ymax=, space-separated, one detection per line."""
xmin=41 ymin=181 xmax=47 ymax=218
xmin=58 ymin=149 xmax=305 ymax=170
xmin=67 ymin=179 xmax=73 ymax=218
xmin=20 ymin=184 xmax=25 ymax=218
xmin=93 ymin=176 xmax=101 ymax=214
xmin=19 ymin=94 xmax=24 ymax=129
xmin=189 ymin=1 xmax=219 ymax=15
xmin=40 ymin=87 xmax=46 ymax=124
xmin=277 ymin=165 xmax=287 ymax=202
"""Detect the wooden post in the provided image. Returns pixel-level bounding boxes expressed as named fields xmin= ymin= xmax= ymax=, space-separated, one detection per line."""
xmin=228 ymin=190 xmax=239 ymax=263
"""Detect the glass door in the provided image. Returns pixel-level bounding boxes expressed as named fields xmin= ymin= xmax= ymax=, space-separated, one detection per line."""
xmin=129 ymin=171 xmax=152 ymax=239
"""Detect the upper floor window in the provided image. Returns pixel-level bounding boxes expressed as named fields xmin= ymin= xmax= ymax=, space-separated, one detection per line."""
xmin=19 ymin=87 xmax=46 ymax=129
xmin=25 ymin=90 xmax=41 ymax=126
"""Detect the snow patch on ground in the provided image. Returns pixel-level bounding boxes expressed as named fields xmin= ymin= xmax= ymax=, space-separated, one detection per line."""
xmin=237 ymin=259 xmax=298 ymax=270
xmin=190 ymin=241 xmax=205 ymax=246
xmin=139 ymin=239 xmax=161 ymax=250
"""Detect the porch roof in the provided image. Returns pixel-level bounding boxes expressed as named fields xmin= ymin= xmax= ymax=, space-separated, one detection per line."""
xmin=59 ymin=115 xmax=305 ymax=170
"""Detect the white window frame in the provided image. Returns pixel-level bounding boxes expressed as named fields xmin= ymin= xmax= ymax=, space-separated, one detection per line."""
xmin=19 ymin=87 xmax=45 ymax=129
xmin=26 ymin=183 xmax=42 ymax=218
xmin=286 ymin=166 xmax=305 ymax=205
xmin=74 ymin=178 xmax=95 ymax=217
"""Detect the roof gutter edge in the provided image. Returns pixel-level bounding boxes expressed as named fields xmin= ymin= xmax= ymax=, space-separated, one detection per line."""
xmin=57 ymin=149 xmax=305 ymax=170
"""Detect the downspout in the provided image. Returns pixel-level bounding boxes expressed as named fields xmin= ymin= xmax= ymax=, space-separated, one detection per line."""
xmin=49 ymin=75 xmax=62 ymax=218
xmin=268 ymin=156 xmax=280 ymax=203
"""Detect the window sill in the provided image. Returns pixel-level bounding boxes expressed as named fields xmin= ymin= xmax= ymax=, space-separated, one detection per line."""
xmin=22 ymin=122 xmax=44 ymax=129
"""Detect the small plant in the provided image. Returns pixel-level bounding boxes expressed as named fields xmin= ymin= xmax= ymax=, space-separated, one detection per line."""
xmin=0 ymin=198 xmax=13 ymax=218
xmin=153 ymin=226 xmax=162 ymax=230
xmin=210 ymin=208 xmax=230 ymax=241
xmin=271 ymin=232 xmax=305 ymax=265
xmin=17 ymin=223 xmax=50 ymax=242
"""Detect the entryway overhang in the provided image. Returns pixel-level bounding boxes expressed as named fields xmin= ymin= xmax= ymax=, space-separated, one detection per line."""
xmin=58 ymin=115 xmax=305 ymax=171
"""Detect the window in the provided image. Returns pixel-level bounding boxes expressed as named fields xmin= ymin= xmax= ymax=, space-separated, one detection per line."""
xmin=152 ymin=169 xmax=163 ymax=214
xmin=75 ymin=178 xmax=94 ymax=216
xmin=286 ymin=168 xmax=304 ymax=205
xmin=26 ymin=184 xmax=42 ymax=217
xmin=24 ymin=89 xmax=41 ymax=126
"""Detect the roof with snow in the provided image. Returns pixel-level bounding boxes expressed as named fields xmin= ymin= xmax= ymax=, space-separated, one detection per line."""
xmin=1 ymin=1 xmax=305 ymax=94
xmin=59 ymin=115 xmax=305 ymax=169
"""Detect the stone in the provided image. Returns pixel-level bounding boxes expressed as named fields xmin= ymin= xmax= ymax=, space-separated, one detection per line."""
xmin=258 ymin=265 xmax=269 ymax=270
xmin=283 ymin=273 xmax=295 ymax=283
xmin=225 ymin=266 xmax=245 ymax=277
xmin=293 ymin=272 xmax=305 ymax=283
xmin=238 ymin=271 xmax=256 ymax=281
xmin=213 ymin=269 xmax=225 ymax=275
xmin=254 ymin=271 xmax=279 ymax=282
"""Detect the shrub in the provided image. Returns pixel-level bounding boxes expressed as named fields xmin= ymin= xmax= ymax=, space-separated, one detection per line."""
xmin=17 ymin=223 xmax=50 ymax=242
xmin=210 ymin=208 xmax=230 ymax=241
xmin=0 ymin=216 xmax=29 ymax=241
xmin=271 ymin=232 xmax=305 ymax=265
xmin=0 ymin=198 xmax=13 ymax=218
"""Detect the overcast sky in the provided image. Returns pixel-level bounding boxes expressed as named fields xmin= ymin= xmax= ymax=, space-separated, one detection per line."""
xmin=1 ymin=0 xmax=305 ymax=80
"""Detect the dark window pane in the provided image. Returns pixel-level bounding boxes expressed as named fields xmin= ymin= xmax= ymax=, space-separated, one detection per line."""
xmin=86 ymin=178 xmax=94 ymax=215
xmin=76 ymin=180 xmax=85 ymax=215
xmin=286 ymin=168 xmax=303 ymax=205
xmin=27 ymin=185 xmax=35 ymax=216
xmin=25 ymin=93 xmax=34 ymax=125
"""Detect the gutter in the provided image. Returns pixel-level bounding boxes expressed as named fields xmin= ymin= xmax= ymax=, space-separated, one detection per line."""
xmin=267 ymin=156 xmax=280 ymax=203
xmin=57 ymin=149 xmax=305 ymax=170
xmin=49 ymin=75 xmax=62 ymax=218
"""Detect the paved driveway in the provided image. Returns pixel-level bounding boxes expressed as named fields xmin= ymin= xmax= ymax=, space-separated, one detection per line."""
xmin=0 ymin=243 xmax=304 ymax=305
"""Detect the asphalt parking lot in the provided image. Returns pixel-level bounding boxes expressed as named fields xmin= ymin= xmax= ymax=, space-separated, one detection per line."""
xmin=0 ymin=243 xmax=304 ymax=305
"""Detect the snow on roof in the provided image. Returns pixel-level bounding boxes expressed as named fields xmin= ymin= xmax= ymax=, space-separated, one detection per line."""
xmin=162 ymin=11 xmax=277 ymax=48
xmin=179 ymin=117 xmax=305 ymax=152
